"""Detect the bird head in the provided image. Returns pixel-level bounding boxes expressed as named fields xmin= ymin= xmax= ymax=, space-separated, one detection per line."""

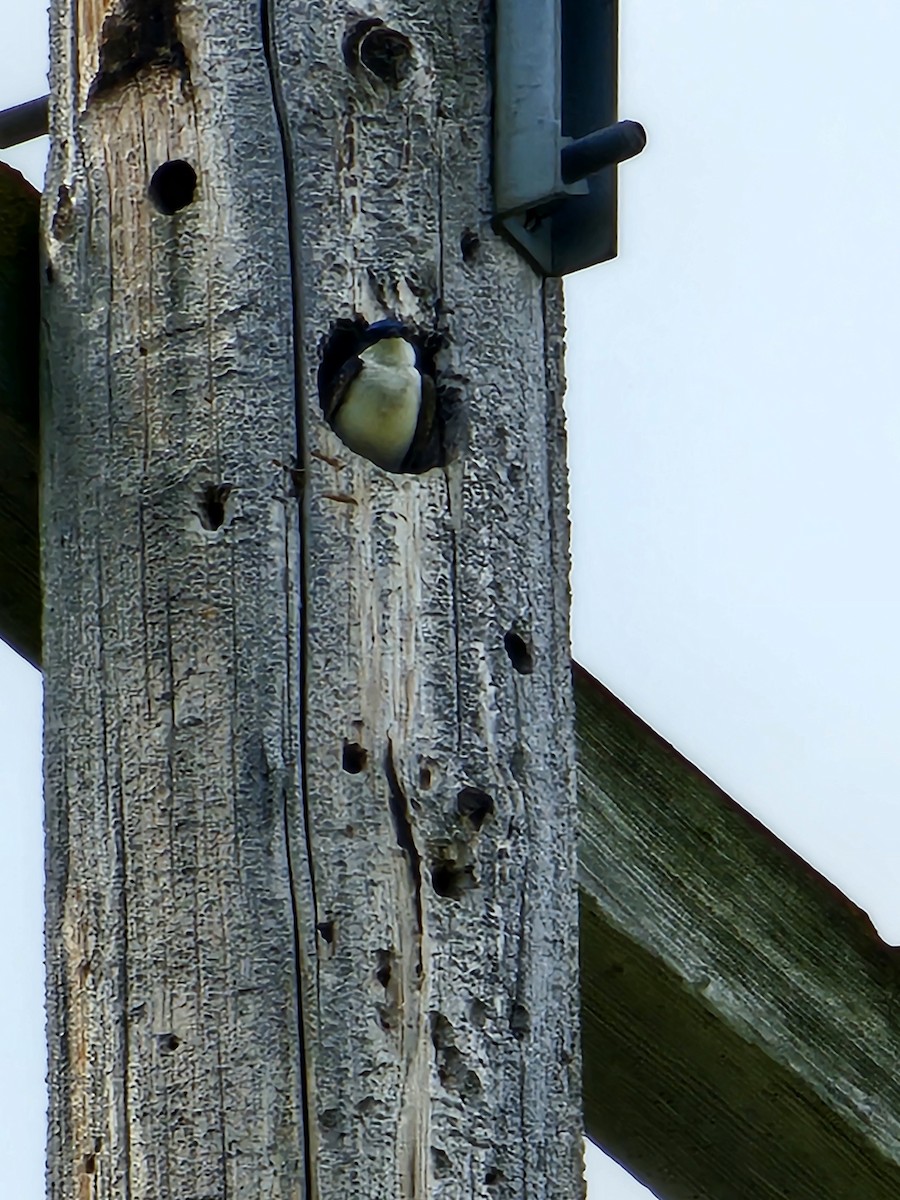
xmin=316 ymin=314 xmax=442 ymax=473
xmin=362 ymin=318 xmax=409 ymax=344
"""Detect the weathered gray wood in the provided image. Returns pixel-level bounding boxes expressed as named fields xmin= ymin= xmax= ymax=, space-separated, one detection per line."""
xmin=43 ymin=3 xmax=582 ymax=1199
xmin=575 ymin=665 xmax=900 ymax=1200
xmin=42 ymin=4 xmax=309 ymax=1198
xmin=274 ymin=3 xmax=581 ymax=1195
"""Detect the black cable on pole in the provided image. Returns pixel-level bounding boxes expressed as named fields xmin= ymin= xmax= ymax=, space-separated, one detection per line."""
xmin=0 ymin=96 xmax=49 ymax=150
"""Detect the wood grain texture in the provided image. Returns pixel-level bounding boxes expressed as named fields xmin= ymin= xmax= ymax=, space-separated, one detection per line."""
xmin=43 ymin=2 xmax=307 ymax=1197
xmin=270 ymin=0 xmax=582 ymax=1195
xmin=43 ymin=1 xmax=582 ymax=1198
xmin=575 ymin=665 xmax=900 ymax=1200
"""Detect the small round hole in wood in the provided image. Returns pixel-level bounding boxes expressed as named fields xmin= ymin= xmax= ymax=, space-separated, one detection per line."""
xmin=456 ymin=787 xmax=494 ymax=830
xmin=149 ymin=159 xmax=198 ymax=214
xmin=198 ymin=483 xmax=231 ymax=531
xmin=342 ymin=741 xmax=368 ymax=773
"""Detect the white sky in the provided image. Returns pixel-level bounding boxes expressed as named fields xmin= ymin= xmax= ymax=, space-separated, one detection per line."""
xmin=5 ymin=2 xmax=900 ymax=1197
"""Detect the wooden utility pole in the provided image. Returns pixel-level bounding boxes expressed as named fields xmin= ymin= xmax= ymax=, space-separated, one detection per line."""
xmin=19 ymin=9 xmax=900 ymax=1190
xmin=42 ymin=2 xmax=581 ymax=1197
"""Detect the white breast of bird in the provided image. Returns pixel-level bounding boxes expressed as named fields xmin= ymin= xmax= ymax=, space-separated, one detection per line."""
xmin=334 ymin=338 xmax=421 ymax=471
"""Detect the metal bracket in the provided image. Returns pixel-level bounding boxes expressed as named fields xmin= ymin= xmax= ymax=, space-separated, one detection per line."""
xmin=493 ymin=0 xmax=645 ymax=277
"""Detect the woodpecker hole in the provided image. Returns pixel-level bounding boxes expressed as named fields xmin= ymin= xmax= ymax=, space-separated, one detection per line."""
xmin=432 ymin=1148 xmax=453 ymax=1176
xmin=83 ymin=1154 xmax=96 ymax=1175
xmin=317 ymin=316 xmax=444 ymax=475
xmin=430 ymin=849 xmax=475 ymax=899
xmin=90 ymin=3 xmax=185 ymax=98
xmin=504 ymin=630 xmax=534 ymax=674
xmin=419 ymin=764 xmax=433 ymax=789
xmin=149 ymin=159 xmax=197 ymax=214
xmin=456 ymin=787 xmax=494 ymax=830
xmin=430 ymin=1011 xmax=454 ymax=1050
xmin=460 ymin=228 xmax=480 ymax=262
xmin=343 ymin=18 xmax=413 ymax=86
xmin=342 ymin=741 xmax=368 ymax=773
xmin=375 ymin=949 xmax=392 ymax=988
xmin=430 ymin=1014 xmax=476 ymax=1095
xmin=485 ymin=1168 xmax=505 ymax=1187
xmin=157 ymin=1032 xmax=180 ymax=1053
xmin=510 ymin=1003 xmax=531 ymax=1039
xmin=198 ymin=483 xmax=231 ymax=531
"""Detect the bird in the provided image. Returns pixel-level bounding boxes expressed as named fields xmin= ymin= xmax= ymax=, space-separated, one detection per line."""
xmin=319 ymin=318 xmax=438 ymax=473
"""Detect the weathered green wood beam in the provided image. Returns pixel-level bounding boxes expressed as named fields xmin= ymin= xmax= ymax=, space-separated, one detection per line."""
xmin=575 ymin=663 xmax=900 ymax=1199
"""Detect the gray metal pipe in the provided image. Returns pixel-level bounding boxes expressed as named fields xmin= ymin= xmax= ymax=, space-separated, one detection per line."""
xmin=561 ymin=119 xmax=646 ymax=185
xmin=0 ymin=95 xmax=49 ymax=150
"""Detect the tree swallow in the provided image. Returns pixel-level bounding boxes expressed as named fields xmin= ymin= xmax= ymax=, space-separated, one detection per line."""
xmin=319 ymin=318 xmax=439 ymax=473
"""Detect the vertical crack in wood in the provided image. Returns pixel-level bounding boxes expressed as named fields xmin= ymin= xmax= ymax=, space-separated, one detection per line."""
xmin=385 ymin=739 xmax=424 ymax=954
xmin=434 ymin=122 xmax=466 ymax=756
xmin=215 ymin=1034 xmax=228 ymax=1200
xmin=439 ymin=467 xmax=465 ymax=755
xmin=97 ymin=527 xmax=137 ymax=1200
xmin=384 ymin=739 xmax=429 ymax=1197
xmin=260 ymin=1 xmax=316 ymax=1195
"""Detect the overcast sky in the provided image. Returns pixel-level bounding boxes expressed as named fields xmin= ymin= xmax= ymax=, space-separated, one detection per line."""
xmin=5 ymin=2 xmax=900 ymax=1197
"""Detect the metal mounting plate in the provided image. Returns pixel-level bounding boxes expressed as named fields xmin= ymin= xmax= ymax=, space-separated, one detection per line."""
xmin=493 ymin=0 xmax=621 ymax=277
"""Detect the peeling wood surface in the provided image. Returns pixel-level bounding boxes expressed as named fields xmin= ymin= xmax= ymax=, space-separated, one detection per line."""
xmin=575 ymin=665 xmax=900 ymax=1200
xmin=43 ymin=2 xmax=582 ymax=1199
